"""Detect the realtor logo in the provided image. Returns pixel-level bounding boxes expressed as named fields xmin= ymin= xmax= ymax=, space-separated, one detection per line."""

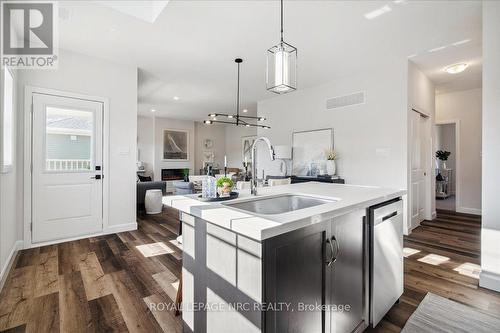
xmin=1 ymin=1 xmax=58 ymax=68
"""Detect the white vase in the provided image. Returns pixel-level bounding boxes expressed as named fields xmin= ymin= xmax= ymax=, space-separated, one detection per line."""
xmin=326 ymin=160 xmax=336 ymax=175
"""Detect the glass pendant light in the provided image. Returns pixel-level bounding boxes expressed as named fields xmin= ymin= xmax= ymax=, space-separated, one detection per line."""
xmin=267 ymin=0 xmax=297 ymax=94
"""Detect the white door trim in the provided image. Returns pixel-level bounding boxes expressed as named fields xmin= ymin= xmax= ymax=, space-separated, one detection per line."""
xmin=435 ymin=119 xmax=462 ymax=214
xmin=23 ymin=86 xmax=110 ymax=248
xmin=407 ymin=106 xmax=432 ymax=235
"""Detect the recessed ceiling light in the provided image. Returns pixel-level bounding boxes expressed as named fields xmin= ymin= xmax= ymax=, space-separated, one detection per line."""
xmin=258 ymin=117 xmax=266 ymax=121
xmin=245 ymin=124 xmax=250 ymax=127
xmin=428 ymin=46 xmax=446 ymax=53
xmin=173 ymin=96 xmax=179 ymax=100
xmin=228 ymin=115 xmax=234 ymax=118
xmin=364 ymin=5 xmax=392 ymax=20
xmin=444 ymin=63 xmax=468 ymax=74
xmin=243 ymin=109 xmax=248 ymax=113
xmin=151 ymin=109 xmax=156 ymax=113
xmin=204 ymin=120 xmax=213 ymax=124
xmin=209 ymin=113 xmax=216 ymax=117
xmin=452 ymin=39 xmax=471 ymax=46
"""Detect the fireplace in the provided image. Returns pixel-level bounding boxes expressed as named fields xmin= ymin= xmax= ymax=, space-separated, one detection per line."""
xmin=161 ymin=168 xmax=184 ymax=181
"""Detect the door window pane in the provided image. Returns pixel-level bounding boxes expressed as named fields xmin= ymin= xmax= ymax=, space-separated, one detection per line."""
xmin=45 ymin=107 xmax=93 ymax=171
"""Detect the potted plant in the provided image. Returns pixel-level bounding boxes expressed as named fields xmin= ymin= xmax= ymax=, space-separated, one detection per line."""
xmin=435 ymin=150 xmax=451 ymax=169
xmin=325 ymin=149 xmax=338 ymax=176
xmin=216 ymin=176 xmax=234 ymax=197
xmin=182 ymin=168 xmax=190 ymax=182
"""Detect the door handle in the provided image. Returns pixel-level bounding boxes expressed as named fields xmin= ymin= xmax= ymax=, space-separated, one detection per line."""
xmin=91 ymin=175 xmax=101 ymax=180
xmin=326 ymin=236 xmax=340 ymax=267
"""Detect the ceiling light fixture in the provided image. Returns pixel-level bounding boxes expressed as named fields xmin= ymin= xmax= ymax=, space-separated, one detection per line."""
xmin=364 ymin=5 xmax=392 ymax=19
xmin=428 ymin=46 xmax=446 ymax=53
xmin=151 ymin=109 xmax=156 ymax=113
xmin=452 ymin=39 xmax=471 ymax=46
xmin=266 ymin=0 xmax=297 ymax=94
xmin=243 ymin=109 xmax=248 ymax=113
xmin=444 ymin=63 xmax=468 ymax=74
xmin=173 ymin=96 xmax=179 ymax=100
xmin=203 ymin=59 xmax=270 ymax=129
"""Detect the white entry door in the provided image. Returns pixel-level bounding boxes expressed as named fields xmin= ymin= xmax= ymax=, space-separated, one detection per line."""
xmin=410 ymin=110 xmax=427 ymax=230
xmin=32 ymin=93 xmax=103 ymax=243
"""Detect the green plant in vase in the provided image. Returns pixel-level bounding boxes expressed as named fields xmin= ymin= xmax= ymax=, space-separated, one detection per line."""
xmin=182 ymin=168 xmax=190 ymax=182
xmin=216 ymin=176 xmax=234 ymax=197
xmin=435 ymin=150 xmax=451 ymax=169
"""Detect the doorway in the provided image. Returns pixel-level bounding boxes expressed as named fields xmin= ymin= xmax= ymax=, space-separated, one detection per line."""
xmin=434 ymin=122 xmax=458 ymax=212
xmin=31 ymin=92 xmax=104 ymax=243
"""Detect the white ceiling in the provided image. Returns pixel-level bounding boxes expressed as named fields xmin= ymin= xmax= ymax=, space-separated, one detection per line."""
xmin=410 ymin=39 xmax=482 ymax=95
xmin=57 ymin=0 xmax=482 ymax=119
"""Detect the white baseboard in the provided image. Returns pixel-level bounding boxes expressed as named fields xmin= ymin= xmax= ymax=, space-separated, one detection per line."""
xmin=456 ymin=207 xmax=482 ymax=215
xmin=106 ymin=222 xmax=138 ymax=234
xmin=0 ymin=240 xmax=24 ymax=293
xmin=25 ymin=222 xmax=138 ymax=249
xmin=479 ymin=270 xmax=500 ymax=292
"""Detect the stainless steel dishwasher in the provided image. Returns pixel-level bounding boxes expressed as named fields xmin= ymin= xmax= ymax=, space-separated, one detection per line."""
xmin=368 ymin=199 xmax=404 ymax=327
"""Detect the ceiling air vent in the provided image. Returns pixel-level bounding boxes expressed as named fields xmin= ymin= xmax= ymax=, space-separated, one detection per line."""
xmin=326 ymin=91 xmax=365 ymax=110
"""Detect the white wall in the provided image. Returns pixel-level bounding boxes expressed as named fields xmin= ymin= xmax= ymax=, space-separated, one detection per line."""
xmin=137 ymin=115 xmax=155 ymax=177
xmin=153 ymin=117 xmax=195 ymax=180
xmin=0 ymin=67 xmax=22 ymax=286
xmin=407 ymin=62 xmax=436 ymax=227
xmin=17 ymin=48 xmax=138 ymax=234
xmin=225 ymin=125 xmax=257 ymax=169
xmin=436 ymin=89 xmax=482 ymax=214
xmin=194 ymin=122 xmax=226 ymax=173
xmin=257 ymin=64 xmax=407 ymax=187
xmin=480 ymin=0 xmax=500 ymax=293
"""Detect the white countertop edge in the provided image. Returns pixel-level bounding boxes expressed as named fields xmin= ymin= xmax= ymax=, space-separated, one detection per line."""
xmin=162 ymin=184 xmax=406 ymax=242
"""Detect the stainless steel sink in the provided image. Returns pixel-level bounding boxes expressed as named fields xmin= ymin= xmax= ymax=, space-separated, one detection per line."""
xmin=223 ymin=194 xmax=336 ymax=215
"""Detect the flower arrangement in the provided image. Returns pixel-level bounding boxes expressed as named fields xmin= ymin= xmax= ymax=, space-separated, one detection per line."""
xmin=216 ymin=176 xmax=234 ymax=197
xmin=436 ymin=150 xmax=451 ymax=161
xmin=325 ymin=149 xmax=338 ymax=161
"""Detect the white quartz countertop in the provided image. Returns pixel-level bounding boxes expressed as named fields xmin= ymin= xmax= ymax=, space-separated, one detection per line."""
xmin=162 ymin=182 xmax=406 ymax=241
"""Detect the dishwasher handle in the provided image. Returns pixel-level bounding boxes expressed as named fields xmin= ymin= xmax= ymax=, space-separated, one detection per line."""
xmin=373 ymin=200 xmax=403 ymax=226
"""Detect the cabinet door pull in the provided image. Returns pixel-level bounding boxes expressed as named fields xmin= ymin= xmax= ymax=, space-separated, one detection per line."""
xmin=326 ymin=238 xmax=334 ymax=266
xmin=330 ymin=236 xmax=340 ymax=266
xmin=326 ymin=236 xmax=340 ymax=267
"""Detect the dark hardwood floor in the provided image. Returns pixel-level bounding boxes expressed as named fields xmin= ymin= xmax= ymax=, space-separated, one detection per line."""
xmin=0 ymin=208 xmax=184 ymax=333
xmin=0 ymin=208 xmax=498 ymax=333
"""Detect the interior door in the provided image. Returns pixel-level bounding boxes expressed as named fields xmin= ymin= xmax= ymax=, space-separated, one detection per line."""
xmin=410 ymin=110 xmax=426 ymax=229
xmin=32 ymin=93 xmax=103 ymax=243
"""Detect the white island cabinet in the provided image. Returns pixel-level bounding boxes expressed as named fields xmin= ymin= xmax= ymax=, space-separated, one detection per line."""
xmin=163 ymin=182 xmax=405 ymax=333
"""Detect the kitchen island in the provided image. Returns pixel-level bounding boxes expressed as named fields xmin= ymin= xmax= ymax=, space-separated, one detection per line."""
xmin=162 ymin=182 xmax=405 ymax=333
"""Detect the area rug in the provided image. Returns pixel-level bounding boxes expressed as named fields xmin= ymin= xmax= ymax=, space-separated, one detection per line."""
xmin=401 ymin=293 xmax=500 ymax=333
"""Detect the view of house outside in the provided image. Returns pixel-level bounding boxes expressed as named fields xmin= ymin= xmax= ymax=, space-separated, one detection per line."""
xmin=45 ymin=107 xmax=93 ymax=171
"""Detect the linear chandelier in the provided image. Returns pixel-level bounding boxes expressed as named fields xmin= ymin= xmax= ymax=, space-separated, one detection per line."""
xmin=204 ymin=58 xmax=270 ymax=129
